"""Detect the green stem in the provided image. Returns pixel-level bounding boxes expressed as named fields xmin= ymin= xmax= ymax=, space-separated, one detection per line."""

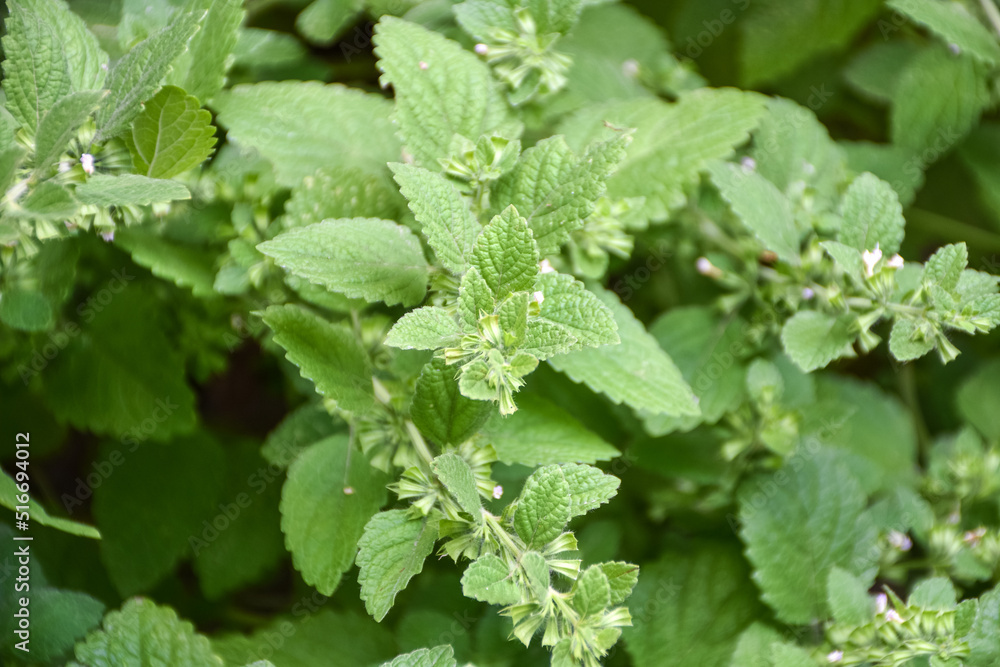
xmin=405 ymin=419 xmax=436 ymax=467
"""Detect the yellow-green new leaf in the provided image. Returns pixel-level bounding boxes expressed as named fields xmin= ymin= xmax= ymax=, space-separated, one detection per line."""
xmin=128 ymin=86 xmax=217 ymax=179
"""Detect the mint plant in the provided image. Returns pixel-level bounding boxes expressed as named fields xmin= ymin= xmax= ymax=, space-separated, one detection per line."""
xmin=5 ymin=1 xmax=1000 ymax=667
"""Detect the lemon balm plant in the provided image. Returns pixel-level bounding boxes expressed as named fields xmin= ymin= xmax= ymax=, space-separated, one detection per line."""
xmin=4 ymin=0 xmax=1000 ymax=666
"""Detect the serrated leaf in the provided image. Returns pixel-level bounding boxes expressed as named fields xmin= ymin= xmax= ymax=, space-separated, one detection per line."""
xmin=391 ymin=163 xmax=480 ymax=274
xmin=380 ymin=646 xmax=456 ymax=667
xmin=213 ymin=82 xmax=400 ymax=187
xmin=827 ymin=567 xmax=873 ymax=626
xmin=432 ymin=453 xmax=482 ymax=518
xmin=821 ymin=240 xmax=866 ymax=278
xmin=115 ymin=227 xmax=217 ymax=297
xmin=462 ymin=553 xmax=520 ymax=605
xmin=284 ymin=167 xmax=404 ymax=229
xmin=491 ymin=134 xmax=629 ymax=255
xmin=25 ymin=0 xmax=108 ymax=92
xmin=891 ymin=46 xmax=989 ymax=154
xmin=780 ymin=310 xmax=857 ymax=372
xmin=548 ymin=286 xmax=699 ymax=416
xmin=888 ymin=0 xmax=1000 ymax=65
xmin=480 ymin=393 xmax=619 ymax=466
xmin=2 ymin=1 xmax=72 ymax=133
xmin=259 ymin=219 xmax=428 ymax=307
xmin=93 ymin=434 xmax=224 ymax=595
xmin=459 ymin=266 xmax=496 ymax=330
xmin=385 ymin=307 xmax=462 ymax=350
xmin=514 ymin=465 xmax=571 ymax=549
xmin=411 ymin=358 xmax=493 ymax=446
xmin=33 ymin=90 xmax=104 ymax=176
xmin=889 ymin=318 xmax=935 ymax=361
xmin=374 ymin=17 xmax=512 ymax=167
xmin=472 ymin=206 xmax=539 ymax=299
xmin=839 ymin=172 xmax=905 ymax=255
xmin=739 ymin=449 xmax=878 ymax=624
xmin=923 ymin=242 xmax=968 ymax=292
xmin=74 ymin=598 xmax=224 ymax=667
xmin=574 ymin=566 xmax=611 ymax=615
xmin=599 ymin=562 xmax=639 ymax=605
xmin=522 ymin=550 xmax=550 ymax=601
xmin=624 ymin=544 xmax=763 ymax=667
xmin=967 ymin=586 xmax=1000 ymax=666
xmin=127 ymin=85 xmax=217 ymax=179
xmin=708 ymin=160 xmax=801 ymax=265
xmin=281 ymin=435 xmax=388 ymax=596
xmin=75 ymin=174 xmax=191 ymax=206
xmin=909 ymin=577 xmax=958 ymax=610
xmin=168 ymin=0 xmax=244 ymax=101
xmin=261 ymin=304 xmax=375 ymax=413
xmin=560 ymin=464 xmax=619 ymax=518
xmin=357 ymin=510 xmax=438 ymax=621
xmin=533 ymin=272 xmax=619 ymax=351
xmin=0 ymin=472 xmax=99 ymax=538
xmin=730 ymin=623 xmax=785 ymax=667
xmin=95 ymin=12 xmax=201 ymax=142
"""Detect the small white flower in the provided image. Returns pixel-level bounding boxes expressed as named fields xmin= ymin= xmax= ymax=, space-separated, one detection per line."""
xmin=532 ymin=291 xmax=545 ymax=305
xmin=101 ymin=230 xmax=115 ymax=242
xmin=740 ymin=156 xmax=756 ymax=171
xmin=474 ymin=43 xmax=489 ymax=55
xmin=492 ymin=485 xmax=503 ymax=499
xmin=81 ymin=153 xmax=95 ymax=175
xmin=343 ymin=486 xmax=355 ymax=495
xmin=887 ymin=254 xmax=904 ymax=269
xmin=888 ymin=530 xmax=912 ymax=552
xmin=57 ymin=161 xmax=71 ymax=174
xmin=826 ymin=650 xmax=844 ymax=663
xmin=885 ymin=609 xmax=903 ymax=623
xmin=696 ymin=257 xmax=721 ymax=277
xmin=802 ymin=287 xmax=815 ymax=300
xmin=862 ymin=244 xmax=882 ymax=277
xmin=418 ymin=61 xmax=429 ymax=70
xmin=539 ymin=259 xmax=556 ymax=274
xmin=622 ymin=59 xmax=640 ymax=78
xmin=875 ymin=593 xmax=888 ymax=614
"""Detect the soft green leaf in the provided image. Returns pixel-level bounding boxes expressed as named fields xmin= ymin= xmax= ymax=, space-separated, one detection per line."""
xmin=739 ymin=449 xmax=877 ymax=624
xmin=889 ymin=318 xmax=936 ymax=361
xmin=432 ymin=453 xmax=482 ymax=518
xmin=769 ymin=643 xmax=816 ymax=667
xmin=380 ymin=646 xmax=456 ymax=667
xmin=33 ymin=90 xmax=105 ymax=175
xmin=261 ymin=304 xmax=375 ymax=413
xmin=115 ymin=227 xmax=217 ymax=297
xmin=472 ymin=206 xmax=539 ymax=299
xmin=95 ymin=12 xmax=201 ymax=141
xmin=2 ymin=587 xmax=103 ymax=663
xmin=560 ymin=464 xmax=619 ymax=518
xmin=281 ymin=435 xmax=388 ymax=596
xmin=730 ymin=623 xmax=785 ymax=667
xmin=599 ymin=562 xmax=639 ymax=606
xmin=708 ymin=160 xmax=800 ymax=265
xmin=357 ymin=510 xmax=438 ymax=621
xmin=839 ymin=172 xmax=905 ymax=255
xmin=957 ymin=359 xmax=1000 ymax=441
xmin=0 ymin=288 xmax=53 ymax=331
xmin=821 ymin=240 xmax=866 ymax=278
xmin=0 ymin=472 xmax=99 ymax=538
xmin=462 ymin=553 xmax=520 ymax=605
xmin=74 ymin=598 xmax=224 ymax=667
xmin=75 ymin=174 xmax=191 ymax=206
xmin=391 ymin=163 xmax=480 ymax=274
xmin=283 ymin=166 xmax=405 ymax=229
xmin=909 ymin=577 xmax=958 ymax=610
xmin=514 ymin=464 xmax=571 ymax=549
xmin=844 ymin=41 xmax=922 ymax=106
xmin=26 ymin=0 xmax=108 ymax=92
xmin=213 ymin=82 xmax=400 ymax=187
xmin=168 ymin=0 xmax=244 ymax=101
xmin=459 ymin=266 xmax=496 ymax=330
xmin=780 ymin=310 xmax=857 ymax=372
xmin=532 ymin=272 xmax=619 ymax=351
xmin=258 ymin=219 xmax=429 ymax=307
xmin=260 ymin=402 xmax=342 ymax=469
xmin=548 ymin=286 xmax=699 ymax=416
xmin=573 ymin=566 xmax=612 ymax=616
xmin=373 ymin=17 xmax=512 ymax=167
xmin=127 ymin=85 xmax=217 ymax=179
xmin=967 ymin=587 xmax=1000 ymax=666
xmin=297 ymin=0 xmax=361 ymax=45
xmin=923 ymin=242 xmax=968 ymax=292
xmin=411 ymin=358 xmax=494 ymax=446
xmin=888 ymin=0 xmax=1000 ymax=65
xmin=827 ymin=567 xmax=873 ymax=626
xmin=385 ymin=307 xmax=462 ymax=350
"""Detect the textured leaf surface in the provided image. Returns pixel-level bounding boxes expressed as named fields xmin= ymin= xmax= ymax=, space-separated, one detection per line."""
xmin=357 ymin=510 xmax=438 ymax=621
xmin=168 ymin=0 xmax=244 ymax=101
xmin=128 ymin=86 xmax=217 ymax=179
xmin=432 ymin=453 xmax=482 ymax=517
xmin=25 ymin=0 xmax=108 ymax=92
xmin=283 ymin=166 xmax=404 ymax=229
xmin=780 ymin=311 xmax=857 ymax=372
xmin=258 ymin=219 xmax=428 ymax=307
xmin=385 ymin=307 xmax=461 ymax=350
xmin=33 ymin=90 xmax=104 ymax=175
xmin=515 ymin=465 xmax=572 ymax=548
xmin=533 ymin=273 xmax=619 ymax=351
xmin=281 ymin=435 xmax=388 ymax=596
xmin=560 ymin=464 xmax=620 ymax=518
xmin=411 ymin=358 xmax=494 ymax=446
xmin=472 ymin=207 xmax=539 ymax=299
xmin=75 ymin=174 xmax=191 ymax=206
xmin=462 ymin=553 xmax=520 ymax=605
xmin=115 ymin=228 xmax=217 ymax=297
xmin=380 ymin=646 xmax=456 ymax=667
xmin=839 ymin=172 xmax=906 ymax=255
xmin=888 ymin=0 xmax=1000 ymax=65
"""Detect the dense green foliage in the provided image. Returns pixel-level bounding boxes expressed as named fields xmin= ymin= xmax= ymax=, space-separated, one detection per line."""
xmin=3 ymin=0 xmax=1000 ymax=666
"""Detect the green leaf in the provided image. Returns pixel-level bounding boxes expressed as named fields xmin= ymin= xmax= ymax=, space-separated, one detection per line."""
xmin=967 ymin=586 xmax=1000 ymax=666
xmin=391 ymin=163 xmax=480 ymax=274
xmin=373 ymin=17 xmax=512 ymax=167
xmin=514 ymin=465 xmax=571 ymax=549
xmin=2 ymin=587 xmax=103 ymax=663
xmin=26 ymin=0 xmax=108 ymax=92
xmin=0 ymin=288 xmax=53 ymax=331
xmin=560 ymin=464 xmax=619 ymax=518
xmin=889 ymin=318 xmax=936 ymax=361
xmin=168 ymin=0 xmax=244 ymax=101
xmin=548 ymin=286 xmax=699 ymax=416
xmin=47 ymin=288 xmax=198 ymax=439
xmin=957 ymin=359 xmax=1000 ymax=441
xmin=380 ymin=646 xmax=456 ymax=667
xmin=821 ymin=240 xmax=866 ymax=278
xmin=491 ymin=134 xmax=630 ymax=256
xmin=533 ymin=272 xmax=619 ymax=351
xmin=888 ymin=0 xmax=1000 ymax=65
xmin=472 ymin=206 xmax=540 ymax=299
xmin=739 ymin=0 xmax=883 ymax=86
xmin=74 ymin=598 xmax=224 ymax=667
xmin=11 ymin=181 xmax=77 ymax=219
xmin=127 ymin=85 xmax=217 ymax=179
xmin=909 ymin=577 xmax=958 ymax=610
xmin=115 ymin=227 xmax=217 ymax=297
xmin=411 ymin=358 xmax=494 ymax=447
xmin=0 ymin=472 xmax=99 ymax=538
xmin=739 ymin=449 xmax=877 ymax=624
xmin=385 ymin=307 xmax=462 ymax=350
xmin=769 ymin=643 xmax=816 ymax=667
xmin=93 ymin=434 xmax=225 ymax=595
xmin=573 ymin=565 xmax=611 ymax=615
xmin=432 ymin=453 xmax=482 ymax=518
xmin=261 ymin=402 xmax=342 ymax=469
xmin=844 ymin=41 xmax=922 ymax=106
xmin=95 ymin=12 xmax=202 ymax=142
xmin=730 ymin=623 xmax=785 ymax=667
xmin=357 ymin=510 xmax=439 ymax=621
xmin=281 ymin=435 xmax=388 ymax=596
xmin=480 ymin=393 xmax=619 ymax=466
xmin=923 ymin=242 xmax=968 ymax=292
xmin=33 ymin=90 xmax=105 ymax=175
xmin=839 ymin=172 xmax=906 ymax=255
xmin=624 ymin=543 xmax=763 ymax=667
xmin=2 ymin=0 xmax=72 ymax=133
xmin=891 ymin=46 xmax=990 ymax=154
xmin=707 ymin=161 xmax=800 ymax=265
xmin=599 ymin=562 xmax=639 ymax=606
xmin=261 ymin=304 xmax=375 ymax=413
xmin=75 ymin=174 xmax=191 ymax=206
xmin=459 ymin=266 xmax=496 ymax=330
xmin=258 ymin=219 xmax=429 ymax=307
xmin=462 ymin=553 xmax=520 ymax=605
xmin=283 ymin=166 xmax=405 ymax=229
xmin=780 ymin=310 xmax=857 ymax=372
xmin=827 ymin=567 xmax=873 ymax=626
xmin=560 ymin=89 xmax=766 ymax=221
xmin=213 ymin=82 xmax=400 ymax=187
xmin=297 ymin=0 xmax=361 ymax=45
